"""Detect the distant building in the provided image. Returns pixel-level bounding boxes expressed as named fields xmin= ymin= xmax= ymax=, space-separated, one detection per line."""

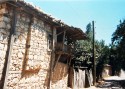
xmin=0 ymin=0 xmax=86 ymax=89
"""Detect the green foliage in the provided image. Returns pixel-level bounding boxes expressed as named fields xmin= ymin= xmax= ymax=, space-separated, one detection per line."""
xmin=76 ymin=23 xmax=93 ymax=53
xmin=112 ymin=20 xmax=125 ymax=57
xmin=75 ymin=23 xmax=109 ymax=64
xmin=73 ymin=22 xmax=111 ymax=81
xmin=86 ymin=23 xmax=93 ymax=41
xmin=110 ymin=19 xmax=125 ymax=74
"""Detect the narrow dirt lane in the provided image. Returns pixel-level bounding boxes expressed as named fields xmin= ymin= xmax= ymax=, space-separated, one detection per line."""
xmin=78 ymin=76 xmax=125 ymax=89
xmin=96 ymin=76 xmax=125 ymax=89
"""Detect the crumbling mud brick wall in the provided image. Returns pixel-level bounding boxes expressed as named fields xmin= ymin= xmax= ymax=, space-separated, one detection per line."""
xmin=51 ymin=62 xmax=68 ymax=89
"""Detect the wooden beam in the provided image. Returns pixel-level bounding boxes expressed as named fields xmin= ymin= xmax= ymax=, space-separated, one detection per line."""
xmin=68 ymin=56 xmax=72 ymax=66
xmin=73 ymin=41 xmax=76 ymax=53
xmin=21 ymin=16 xmax=33 ymax=77
xmin=53 ymin=54 xmax=61 ymax=71
xmin=47 ymin=27 xmax=56 ymax=89
xmin=69 ymin=33 xmax=82 ymax=37
xmin=57 ymin=30 xmax=64 ymax=36
xmin=1 ymin=7 xmax=17 ymax=89
xmin=56 ymin=29 xmax=68 ymax=36
xmin=62 ymin=31 xmax=66 ymax=51
xmin=55 ymin=51 xmax=71 ymax=55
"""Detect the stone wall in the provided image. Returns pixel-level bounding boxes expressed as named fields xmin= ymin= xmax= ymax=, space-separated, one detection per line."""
xmin=0 ymin=3 xmax=11 ymax=83
xmin=0 ymin=3 xmax=69 ymax=89
xmin=7 ymin=11 xmax=52 ymax=89
xmin=0 ymin=3 xmax=52 ymax=89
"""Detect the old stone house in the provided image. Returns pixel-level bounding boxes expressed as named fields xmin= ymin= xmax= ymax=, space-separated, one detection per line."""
xmin=0 ymin=0 xmax=86 ymax=89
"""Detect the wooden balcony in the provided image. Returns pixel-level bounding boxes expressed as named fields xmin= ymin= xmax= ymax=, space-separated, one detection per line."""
xmin=55 ymin=42 xmax=73 ymax=54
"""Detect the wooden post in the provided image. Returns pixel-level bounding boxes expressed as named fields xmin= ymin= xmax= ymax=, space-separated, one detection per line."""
xmin=1 ymin=7 xmax=17 ymax=89
xmin=92 ymin=21 xmax=96 ymax=86
xmin=21 ymin=16 xmax=33 ymax=77
xmin=47 ymin=27 xmax=56 ymax=89
xmin=62 ymin=31 xmax=66 ymax=51
xmin=68 ymin=56 xmax=72 ymax=66
xmin=73 ymin=40 xmax=76 ymax=53
xmin=53 ymin=54 xmax=61 ymax=71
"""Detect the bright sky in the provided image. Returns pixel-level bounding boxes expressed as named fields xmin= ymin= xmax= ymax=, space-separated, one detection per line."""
xmin=25 ymin=0 xmax=125 ymax=45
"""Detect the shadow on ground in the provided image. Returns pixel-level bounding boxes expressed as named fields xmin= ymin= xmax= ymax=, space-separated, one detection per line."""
xmin=96 ymin=80 xmax=125 ymax=89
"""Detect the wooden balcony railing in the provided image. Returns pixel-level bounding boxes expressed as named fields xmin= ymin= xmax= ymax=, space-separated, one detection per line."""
xmin=55 ymin=42 xmax=73 ymax=54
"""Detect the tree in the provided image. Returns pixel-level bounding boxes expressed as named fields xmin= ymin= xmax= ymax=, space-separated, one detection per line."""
xmin=86 ymin=23 xmax=93 ymax=41
xmin=74 ymin=22 xmax=111 ymax=81
xmin=112 ymin=20 xmax=125 ymax=56
xmin=75 ymin=23 xmax=109 ymax=64
xmin=76 ymin=23 xmax=93 ymax=52
xmin=111 ymin=19 xmax=125 ymax=73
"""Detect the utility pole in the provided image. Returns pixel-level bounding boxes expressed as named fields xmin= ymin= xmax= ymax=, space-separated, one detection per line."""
xmin=92 ymin=21 xmax=96 ymax=86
